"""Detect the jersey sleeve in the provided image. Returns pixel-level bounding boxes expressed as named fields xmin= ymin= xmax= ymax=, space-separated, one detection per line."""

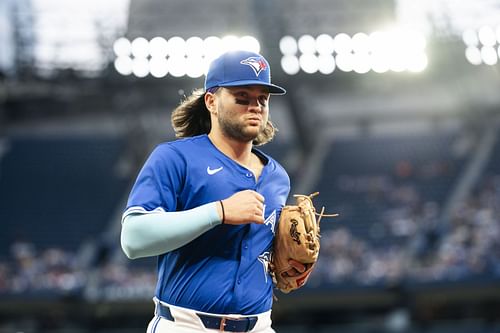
xmin=123 ymin=143 xmax=185 ymax=218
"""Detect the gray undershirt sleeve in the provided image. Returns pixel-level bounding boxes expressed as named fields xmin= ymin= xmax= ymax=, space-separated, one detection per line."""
xmin=120 ymin=202 xmax=222 ymax=259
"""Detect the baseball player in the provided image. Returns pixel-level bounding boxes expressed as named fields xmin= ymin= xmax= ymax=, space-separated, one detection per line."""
xmin=120 ymin=50 xmax=303 ymax=332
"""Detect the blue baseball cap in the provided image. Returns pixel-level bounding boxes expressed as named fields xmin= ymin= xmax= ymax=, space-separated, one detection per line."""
xmin=204 ymin=50 xmax=286 ymax=95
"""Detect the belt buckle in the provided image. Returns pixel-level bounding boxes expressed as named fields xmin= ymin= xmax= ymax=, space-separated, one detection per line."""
xmin=219 ymin=317 xmax=226 ymax=331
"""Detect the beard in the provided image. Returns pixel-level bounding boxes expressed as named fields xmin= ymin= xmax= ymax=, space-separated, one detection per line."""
xmin=217 ymin=105 xmax=266 ymax=143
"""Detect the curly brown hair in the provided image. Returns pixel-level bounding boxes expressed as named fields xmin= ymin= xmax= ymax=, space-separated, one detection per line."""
xmin=171 ymin=88 xmax=276 ymax=146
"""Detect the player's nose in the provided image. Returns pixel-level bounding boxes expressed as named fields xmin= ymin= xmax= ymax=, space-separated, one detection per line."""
xmin=247 ymin=98 xmax=264 ymax=112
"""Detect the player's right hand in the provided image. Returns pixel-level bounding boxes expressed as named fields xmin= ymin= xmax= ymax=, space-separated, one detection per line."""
xmin=219 ymin=190 xmax=265 ymax=225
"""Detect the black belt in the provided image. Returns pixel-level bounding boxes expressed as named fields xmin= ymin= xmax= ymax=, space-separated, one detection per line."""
xmin=157 ymin=303 xmax=258 ymax=332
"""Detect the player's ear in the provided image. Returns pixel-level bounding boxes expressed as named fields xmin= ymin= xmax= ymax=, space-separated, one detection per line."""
xmin=204 ymin=91 xmax=217 ymax=115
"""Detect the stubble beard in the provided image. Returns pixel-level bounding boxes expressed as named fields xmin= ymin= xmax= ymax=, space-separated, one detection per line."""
xmin=217 ymin=106 xmax=266 ymax=143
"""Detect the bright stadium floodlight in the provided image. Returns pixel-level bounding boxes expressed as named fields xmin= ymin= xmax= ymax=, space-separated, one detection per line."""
xmin=335 ymin=53 xmax=354 ymax=72
xmin=114 ymin=56 xmax=133 ymax=75
xmin=382 ymin=30 xmax=409 ymax=73
xmin=389 ymin=51 xmax=407 ymax=72
xmin=185 ymin=55 xmax=205 ymax=78
xmin=167 ymin=55 xmax=187 ymax=77
xmin=317 ymin=54 xmax=335 ymax=74
xmin=168 ymin=36 xmax=186 ymax=57
xmin=370 ymin=53 xmax=390 ymax=73
xmin=281 ymin=55 xmax=300 ymax=75
xmin=113 ymin=34 xmax=262 ymax=78
xmin=149 ymin=37 xmax=169 ymax=58
xmin=132 ymin=57 xmax=149 ymax=77
xmin=368 ymin=31 xmax=388 ymax=55
xmin=204 ymin=36 xmax=223 ymax=59
xmin=406 ymin=29 xmax=426 ymax=51
xmin=222 ymin=35 xmax=240 ymax=52
xmin=201 ymin=57 xmax=211 ymax=76
xmin=481 ymin=46 xmax=498 ymax=65
xmin=298 ymin=35 xmax=316 ymax=55
xmin=478 ymin=26 xmax=496 ymax=47
xmin=462 ymin=29 xmax=479 ymax=47
xmin=239 ymin=36 xmax=260 ymax=53
xmin=407 ymin=52 xmax=428 ymax=72
xmin=280 ymin=36 xmax=298 ymax=55
xmin=299 ymin=54 xmax=319 ymax=74
xmin=277 ymin=28 xmax=428 ymax=75
xmin=352 ymin=53 xmax=371 ymax=74
xmin=131 ymin=37 xmax=150 ymax=59
xmin=149 ymin=57 xmax=168 ymax=78
xmin=113 ymin=37 xmax=131 ymax=57
xmin=465 ymin=46 xmax=482 ymax=65
xmin=316 ymin=34 xmax=334 ymax=55
xmin=333 ymin=33 xmax=352 ymax=54
xmin=186 ymin=37 xmax=204 ymax=57
xmin=352 ymin=32 xmax=370 ymax=54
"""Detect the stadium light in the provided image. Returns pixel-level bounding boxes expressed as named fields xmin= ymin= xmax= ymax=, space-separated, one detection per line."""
xmin=114 ymin=56 xmax=133 ymax=75
xmin=370 ymin=53 xmax=390 ymax=73
xmin=463 ymin=26 xmax=500 ymax=66
xmin=221 ymin=35 xmax=240 ymax=52
xmin=298 ymin=35 xmax=316 ymax=55
xmin=185 ymin=55 xmax=205 ymax=78
xmin=280 ymin=36 xmax=298 ymax=55
xmin=149 ymin=37 xmax=169 ymax=58
xmin=149 ymin=57 xmax=168 ymax=78
xmin=113 ymin=35 xmax=261 ymax=78
xmin=299 ymin=54 xmax=319 ymax=74
xmin=465 ymin=46 xmax=482 ymax=65
xmin=351 ymin=33 xmax=370 ymax=54
xmin=333 ymin=33 xmax=352 ymax=54
xmin=407 ymin=53 xmax=428 ymax=73
xmin=316 ymin=34 xmax=334 ymax=55
xmin=352 ymin=53 xmax=371 ymax=74
xmin=481 ymin=46 xmax=498 ymax=65
xmin=388 ymin=52 xmax=407 ymax=73
xmin=368 ymin=31 xmax=389 ymax=55
xmin=281 ymin=28 xmax=428 ymax=75
xmin=113 ymin=37 xmax=131 ymax=57
xmin=281 ymin=55 xmax=300 ymax=75
xmin=317 ymin=54 xmax=336 ymax=74
xmin=168 ymin=37 xmax=186 ymax=57
xmin=478 ymin=26 xmax=497 ymax=47
xmin=335 ymin=53 xmax=354 ymax=72
xmin=239 ymin=36 xmax=260 ymax=53
xmin=131 ymin=37 xmax=149 ymax=59
xmin=462 ymin=29 xmax=479 ymax=47
xmin=132 ymin=57 xmax=149 ymax=77
xmin=185 ymin=37 xmax=204 ymax=57
xmin=167 ymin=55 xmax=187 ymax=77
xmin=203 ymin=36 xmax=223 ymax=59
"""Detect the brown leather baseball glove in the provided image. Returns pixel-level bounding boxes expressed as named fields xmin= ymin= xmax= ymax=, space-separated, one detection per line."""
xmin=270 ymin=192 xmax=337 ymax=293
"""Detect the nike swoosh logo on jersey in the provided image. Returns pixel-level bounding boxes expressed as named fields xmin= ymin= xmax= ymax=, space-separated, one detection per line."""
xmin=207 ymin=166 xmax=223 ymax=175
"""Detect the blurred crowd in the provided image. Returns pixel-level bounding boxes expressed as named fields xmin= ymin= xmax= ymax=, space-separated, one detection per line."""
xmin=1 ymin=172 xmax=499 ymax=301
xmin=0 ymin=241 xmax=155 ymax=300
xmin=311 ymin=172 xmax=500 ymax=286
xmin=0 ymin=241 xmax=85 ymax=295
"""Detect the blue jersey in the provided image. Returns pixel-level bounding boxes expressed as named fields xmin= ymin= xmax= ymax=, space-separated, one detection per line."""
xmin=124 ymin=135 xmax=290 ymax=315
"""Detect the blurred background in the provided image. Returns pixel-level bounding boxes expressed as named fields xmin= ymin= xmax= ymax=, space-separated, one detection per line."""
xmin=1 ymin=0 xmax=500 ymax=332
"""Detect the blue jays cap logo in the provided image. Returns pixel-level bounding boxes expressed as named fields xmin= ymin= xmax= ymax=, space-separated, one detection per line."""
xmin=205 ymin=50 xmax=286 ymax=94
xmin=240 ymin=57 xmax=268 ymax=77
